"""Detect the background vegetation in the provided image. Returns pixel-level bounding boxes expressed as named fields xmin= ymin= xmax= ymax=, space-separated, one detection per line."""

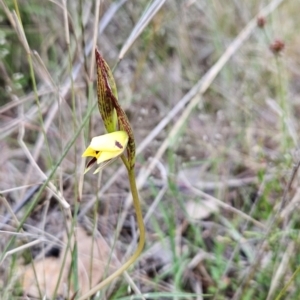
xmin=1 ymin=0 xmax=300 ymax=299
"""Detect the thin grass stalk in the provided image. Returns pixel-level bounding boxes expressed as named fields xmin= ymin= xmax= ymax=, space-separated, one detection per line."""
xmin=275 ymin=265 xmax=300 ymax=300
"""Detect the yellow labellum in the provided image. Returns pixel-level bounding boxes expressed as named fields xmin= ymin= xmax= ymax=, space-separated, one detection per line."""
xmin=82 ymin=131 xmax=128 ymax=174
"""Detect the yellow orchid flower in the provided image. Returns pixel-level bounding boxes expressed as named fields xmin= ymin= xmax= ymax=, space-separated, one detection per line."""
xmin=82 ymin=131 xmax=128 ymax=174
xmin=95 ymin=49 xmax=135 ymax=169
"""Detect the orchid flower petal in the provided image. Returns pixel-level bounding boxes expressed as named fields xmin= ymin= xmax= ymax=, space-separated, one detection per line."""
xmin=93 ymin=159 xmax=114 ymax=174
xmin=82 ymin=146 xmax=99 ymax=158
xmin=90 ymin=131 xmax=128 ymax=152
xmin=96 ymin=151 xmax=119 ymax=164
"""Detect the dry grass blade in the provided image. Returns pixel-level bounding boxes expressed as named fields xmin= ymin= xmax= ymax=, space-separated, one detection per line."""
xmin=11 ymin=11 xmax=30 ymax=54
xmin=0 ymin=239 xmax=44 ymax=265
xmin=266 ymin=242 xmax=294 ymax=300
xmin=104 ymin=1 xmax=128 ymax=29
xmin=0 ymin=195 xmax=19 ymax=227
xmin=62 ymin=0 xmax=70 ymax=45
xmin=118 ymin=0 xmax=166 ymax=60
xmin=280 ymin=187 xmax=300 ymax=219
xmin=89 ymin=0 xmax=101 ymax=79
xmin=182 ymin=177 xmax=265 ymax=229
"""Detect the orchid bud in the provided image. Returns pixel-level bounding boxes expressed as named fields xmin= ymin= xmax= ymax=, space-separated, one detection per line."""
xmin=95 ymin=49 xmax=118 ymax=133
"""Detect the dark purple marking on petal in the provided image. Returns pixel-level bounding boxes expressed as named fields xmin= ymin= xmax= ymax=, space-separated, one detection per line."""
xmin=115 ymin=141 xmax=123 ymax=149
xmin=86 ymin=157 xmax=97 ymax=169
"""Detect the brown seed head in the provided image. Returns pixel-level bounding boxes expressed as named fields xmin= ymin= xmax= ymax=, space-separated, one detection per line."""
xmin=270 ymin=39 xmax=285 ymax=54
xmin=257 ymin=16 xmax=266 ymax=28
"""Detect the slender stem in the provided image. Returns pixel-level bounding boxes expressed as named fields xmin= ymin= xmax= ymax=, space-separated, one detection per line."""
xmin=77 ymin=168 xmax=145 ymax=300
xmin=121 ymin=153 xmax=130 ymax=171
xmin=275 ymin=264 xmax=300 ymax=300
xmin=13 ymin=0 xmax=21 ymax=21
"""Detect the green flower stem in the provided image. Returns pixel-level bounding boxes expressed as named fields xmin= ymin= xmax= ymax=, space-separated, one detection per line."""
xmin=77 ymin=167 xmax=145 ymax=300
xmin=121 ymin=154 xmax=130 ymax=171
